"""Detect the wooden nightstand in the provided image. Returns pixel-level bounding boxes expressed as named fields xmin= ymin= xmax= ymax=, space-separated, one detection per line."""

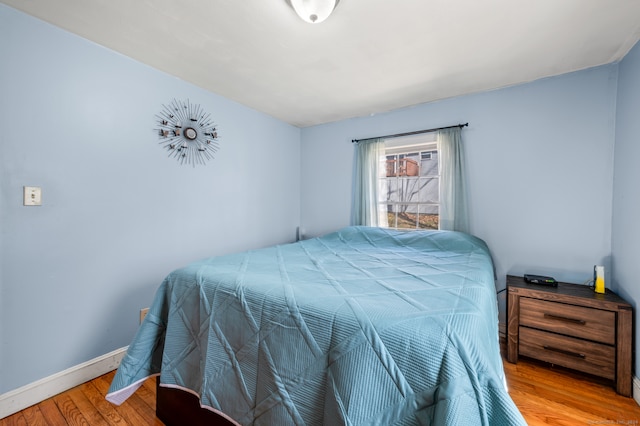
xmin=506 ymin=275 xmax=633 ymax=396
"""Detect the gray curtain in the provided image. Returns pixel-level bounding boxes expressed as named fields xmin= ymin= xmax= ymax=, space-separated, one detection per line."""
xmin=352 ymin=138 xmax=388 ymax=227
xmin=438 ymin=127 xmax=469 ymax=232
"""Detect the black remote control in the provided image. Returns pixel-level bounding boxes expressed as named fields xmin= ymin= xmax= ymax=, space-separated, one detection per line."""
xmin=523 ymin=274 xmax=558 ymax=286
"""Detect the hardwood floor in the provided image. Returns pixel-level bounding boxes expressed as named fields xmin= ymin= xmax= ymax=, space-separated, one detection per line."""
xmin=504 ymin=357 xmax=640 ymax=425
xmin=2 ymin=354 xmax=640 ymax=425
xmin=0 ymin=370 xmax=162 ymax=426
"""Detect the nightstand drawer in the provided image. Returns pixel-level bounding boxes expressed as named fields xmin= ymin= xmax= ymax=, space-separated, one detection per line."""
xmin=519 ymin=327 xmax=615 ymax=380
xmin=520 ymin=297 xmax=615 ymax=345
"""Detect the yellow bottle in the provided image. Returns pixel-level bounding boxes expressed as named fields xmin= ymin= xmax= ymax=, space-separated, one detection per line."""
xmin=594 ymin=266 xmax=605 ymax=294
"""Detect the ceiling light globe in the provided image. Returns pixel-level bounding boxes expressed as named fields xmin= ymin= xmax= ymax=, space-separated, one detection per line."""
xmin=290 ymin=0 xmax=337 ymax=24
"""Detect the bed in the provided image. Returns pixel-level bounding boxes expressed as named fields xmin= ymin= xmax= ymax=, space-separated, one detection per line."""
xmin=106 ymin=226 xmax=525 ymax=425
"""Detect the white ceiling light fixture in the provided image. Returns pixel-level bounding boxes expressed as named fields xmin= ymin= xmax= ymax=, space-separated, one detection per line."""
xmin=289 ymin=0 xmax=339 ymax=24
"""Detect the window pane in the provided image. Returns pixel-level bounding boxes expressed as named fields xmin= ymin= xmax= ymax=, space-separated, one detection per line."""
xmin=398 ymin=177 xmax=421 ymax=203
xmin=396 ymin=213 xmax=418 ymax=229
xmin=420 ymin=151 xmax=438 ymax=176
xmin=418 ymin=204 xmax=439 ymax=230
xmin=385 ymin=155 xmax=397 ymax=177
xmin=418 ymin=177 xmax=439 ymax=203
xmin=385 ymin=178 xmax=399 ymax=202
xmin=398 ymin=204 xmax=418 ymax=229
xmin=385 ymin=205 xmax=397 ymax=228
xmin=399 ymin=154 xmax=419 ymax=176
xmin=395 ymin=205 xmax=418 ymax=229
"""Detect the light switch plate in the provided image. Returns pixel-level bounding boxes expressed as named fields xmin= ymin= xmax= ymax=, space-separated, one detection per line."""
xmin=23 ymin=186 xmax=42 ymax=206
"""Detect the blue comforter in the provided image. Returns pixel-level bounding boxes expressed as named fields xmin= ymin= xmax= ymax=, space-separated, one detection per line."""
xmin=107 ymin=226 xmax=525 ymax=425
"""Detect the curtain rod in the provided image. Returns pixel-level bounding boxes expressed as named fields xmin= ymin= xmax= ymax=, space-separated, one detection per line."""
xmin=351 ymin=122 xmax=468 ymax=143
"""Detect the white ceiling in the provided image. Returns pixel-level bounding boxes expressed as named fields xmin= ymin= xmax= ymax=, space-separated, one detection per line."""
xmin=2 ymin=0 xmax=639 ymax=127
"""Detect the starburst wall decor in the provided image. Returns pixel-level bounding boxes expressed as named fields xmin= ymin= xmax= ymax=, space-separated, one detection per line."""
xmin=156 ymin=99 xmax=220 ymax=166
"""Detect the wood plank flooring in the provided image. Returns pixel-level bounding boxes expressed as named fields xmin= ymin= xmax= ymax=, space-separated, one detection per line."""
xmin=504 ymin=357 xmax=640 ymax=425
xmin=0 ymin=370 xmax=163 ymax=426
xmin=2 ymin=354 xmax=640 ymax=425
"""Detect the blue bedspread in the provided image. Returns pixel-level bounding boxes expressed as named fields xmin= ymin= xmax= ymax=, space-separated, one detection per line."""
xmin=107 ymin=226 xmax=525 ymax=425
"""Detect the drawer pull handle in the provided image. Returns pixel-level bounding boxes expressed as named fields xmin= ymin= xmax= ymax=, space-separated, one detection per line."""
xmin=543 ymin=345 xmax=586 ymax=359
xmin=543 ymin=313 xmax=586 ymax=325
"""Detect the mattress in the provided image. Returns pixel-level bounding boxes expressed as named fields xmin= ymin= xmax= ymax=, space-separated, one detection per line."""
xmin=106 ymin=226 xmax=525 ymax=425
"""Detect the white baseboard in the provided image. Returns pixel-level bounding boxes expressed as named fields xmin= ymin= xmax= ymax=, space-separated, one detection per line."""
xmin=0 ymin=346 xmax=127 ymax=419
xmin=633 ymin=376 xmax=640 ymax=406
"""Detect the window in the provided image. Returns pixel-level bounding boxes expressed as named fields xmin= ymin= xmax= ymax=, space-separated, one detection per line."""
xmin=380 ymin=134 xmax=440 ymax=230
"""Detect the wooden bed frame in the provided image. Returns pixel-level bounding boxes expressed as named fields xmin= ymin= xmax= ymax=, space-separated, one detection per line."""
xmin=156 ymin=378 xmax=236 ymax=426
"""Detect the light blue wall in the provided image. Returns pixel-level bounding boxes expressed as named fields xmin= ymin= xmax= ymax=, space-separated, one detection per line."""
xmin=2 ymin=0 xmax=636 ymax=397
xmin=612 ymin=41 xmax=640 ymax=371
xmin=301 ymin=64 xmax=619 ymax=323
xmin=0 ymin=4 xmax=301 ymax=394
